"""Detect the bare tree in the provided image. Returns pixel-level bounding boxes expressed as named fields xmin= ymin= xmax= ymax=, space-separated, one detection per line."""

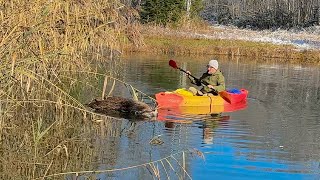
xmin=202 ymin=0 xmax=320 ymax=28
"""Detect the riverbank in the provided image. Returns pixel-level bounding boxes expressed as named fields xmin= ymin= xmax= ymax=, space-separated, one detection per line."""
xmin=124 ymin=25 xmax=320 ymax=65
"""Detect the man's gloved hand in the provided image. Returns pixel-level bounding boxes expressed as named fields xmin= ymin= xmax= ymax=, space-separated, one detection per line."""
xmin=208 ymin=85 xmax=218 ymax=95
xmin=195 ymin=79 xmax=201 ymax=86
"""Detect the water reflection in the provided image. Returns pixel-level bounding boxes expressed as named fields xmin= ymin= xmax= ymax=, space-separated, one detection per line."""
xmin=4 ymin=53 xmax=320 ymax=179
xmin=76 ymin=54 xmax=320 ymax=179
xmin=120 ymin=54 xmax=320 ymax=179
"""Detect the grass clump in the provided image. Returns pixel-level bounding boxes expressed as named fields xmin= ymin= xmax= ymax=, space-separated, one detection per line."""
xmin=0 ymin=1 xmax=151 ymax=179
xmin=122 ymin=20 xmax=320 ymax=65
xmin=125 ymin=26 xmax=320 ymax=64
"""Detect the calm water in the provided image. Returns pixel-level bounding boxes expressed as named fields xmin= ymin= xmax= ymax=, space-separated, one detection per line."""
xmin=90 ymin=54 xmax=320 ymax=179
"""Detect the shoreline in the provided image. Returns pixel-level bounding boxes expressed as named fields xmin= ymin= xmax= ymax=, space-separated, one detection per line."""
xmin=124 ymin=25 xmax=320 ymax=65
xmin=206 ymin=25 xmax=320 ymax=50
xmin=143 ymin=25 xmax=320 ymax=50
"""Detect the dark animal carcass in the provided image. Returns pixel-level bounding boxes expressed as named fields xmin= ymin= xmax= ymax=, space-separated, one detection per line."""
xmin=87 ymin=96 xmax=157 ymax=119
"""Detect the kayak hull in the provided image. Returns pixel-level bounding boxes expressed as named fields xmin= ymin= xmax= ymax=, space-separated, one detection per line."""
xmin=155 ymin=88 xmax=248 ymax=108
xmin=155 ymin=88 xmax=248 ymax=120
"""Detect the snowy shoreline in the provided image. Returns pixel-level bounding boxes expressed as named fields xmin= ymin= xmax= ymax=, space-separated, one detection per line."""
xmin=144 ymin=25 xmax=320 ymax=50
xmin=206 ymin=25 xmax=320 ymax=50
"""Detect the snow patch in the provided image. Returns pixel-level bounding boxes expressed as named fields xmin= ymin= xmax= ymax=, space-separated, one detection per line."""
xmin=208 ymin=25 xmax=320 ymax=50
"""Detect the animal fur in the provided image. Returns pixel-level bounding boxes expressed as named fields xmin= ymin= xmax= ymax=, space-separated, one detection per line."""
xmin=87 ymin=96 xmax=156 ymax=119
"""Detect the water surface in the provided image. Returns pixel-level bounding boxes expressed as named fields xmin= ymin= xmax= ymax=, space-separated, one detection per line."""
xmin=90 ymin=54 xmax=320 ymax=179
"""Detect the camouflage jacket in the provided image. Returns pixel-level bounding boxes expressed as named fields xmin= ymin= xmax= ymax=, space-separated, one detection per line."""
xmin=190 ymin=69 xmax=226 ymax=93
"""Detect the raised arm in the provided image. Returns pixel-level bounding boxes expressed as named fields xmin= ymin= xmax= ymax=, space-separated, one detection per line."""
xmin=187 ymin=71 xmax=201 ymax=86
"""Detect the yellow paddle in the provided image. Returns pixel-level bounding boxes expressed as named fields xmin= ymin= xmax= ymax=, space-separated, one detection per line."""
xmin=169 ymin=59 xmax=231 ymax=103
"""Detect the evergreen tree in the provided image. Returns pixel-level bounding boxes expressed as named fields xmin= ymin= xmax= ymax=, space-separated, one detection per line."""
xmin=140 ymin=0 xmax=202 ymax=26
xmin=190 ymin=0 xmax=203 ymax=18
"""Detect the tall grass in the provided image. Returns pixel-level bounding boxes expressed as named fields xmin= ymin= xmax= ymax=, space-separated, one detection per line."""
xmin=0 ymin=1 xmax=169 ymax=179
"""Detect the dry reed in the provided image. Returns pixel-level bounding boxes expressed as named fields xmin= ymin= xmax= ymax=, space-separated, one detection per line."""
xmin=0 ymin=1 xmax=161 ymax=179
xmin=124 ymin=25 xmax=320 ymax=65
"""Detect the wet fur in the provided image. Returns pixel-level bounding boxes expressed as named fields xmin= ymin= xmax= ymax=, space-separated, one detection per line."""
xmin=87 ymin=96 xmax=156 ymax=119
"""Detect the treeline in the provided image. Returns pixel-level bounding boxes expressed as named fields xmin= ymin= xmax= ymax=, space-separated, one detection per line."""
xmin=122 ymin=0 xmax=320 ymax=30
xmin=122 ymin=0 xmax=203 ymax=26
xmin=199 ymin=0 xmax=320 ymax=29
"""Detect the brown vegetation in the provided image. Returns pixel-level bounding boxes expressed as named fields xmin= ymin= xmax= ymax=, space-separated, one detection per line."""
xmin=124 ymin=25 xmax=320 ymax=65
xmin=1 ymin=0 xmax=319 ymax=179
xmin=0 ymin=1 xmax=146 ymax=179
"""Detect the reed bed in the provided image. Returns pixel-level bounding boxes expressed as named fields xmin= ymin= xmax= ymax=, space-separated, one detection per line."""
xmin=29 ymin=149 xmax=201 ymax=179
xmin=0 ymin=1 xmax=189 ymax=179
xmin=0 ymin=65 xmax=161 ymax=179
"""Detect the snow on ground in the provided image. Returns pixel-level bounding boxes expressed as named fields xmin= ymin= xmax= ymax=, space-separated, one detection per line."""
xmin=206 ymin=25 xmax=320 ymax=50
xmin=144 ymin=25 xmax=320 ymax=50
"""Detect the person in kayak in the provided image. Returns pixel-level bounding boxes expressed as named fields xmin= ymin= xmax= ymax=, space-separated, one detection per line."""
xmin=187 ymin=59 xmax=226 ymax=96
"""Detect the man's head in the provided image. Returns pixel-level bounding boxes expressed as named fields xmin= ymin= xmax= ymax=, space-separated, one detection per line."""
xmin=207 ymin=59 xmax=218 ymax=74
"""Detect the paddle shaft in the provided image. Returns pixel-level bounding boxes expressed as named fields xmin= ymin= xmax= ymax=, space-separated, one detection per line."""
xmin=177 ymin=67 xmax=210 ymax=86
xmin=169 ymin=59 xmax=231 ymax=103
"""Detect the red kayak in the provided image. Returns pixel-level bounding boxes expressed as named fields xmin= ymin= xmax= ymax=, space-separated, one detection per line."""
xmin=155 ymin=88 xmax=248 ymax=108
xmin=155 ymin=88 xmax=248 ymax=120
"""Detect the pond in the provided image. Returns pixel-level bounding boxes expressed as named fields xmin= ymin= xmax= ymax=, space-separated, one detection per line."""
xmin=84 ymin=53 xmax=320 ymax=179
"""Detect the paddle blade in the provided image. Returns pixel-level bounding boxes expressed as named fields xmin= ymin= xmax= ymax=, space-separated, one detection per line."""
xmin=219 ymin=91 xmax=232 ymax=104
xmin=169 ymin=60 xmax=178 ymax=69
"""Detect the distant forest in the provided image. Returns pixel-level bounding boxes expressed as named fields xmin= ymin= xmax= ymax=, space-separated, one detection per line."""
xmin=122 ymin=0 xmax=320 ymax=30
xmin=202 ymin=0 xmax=320 ymax=29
